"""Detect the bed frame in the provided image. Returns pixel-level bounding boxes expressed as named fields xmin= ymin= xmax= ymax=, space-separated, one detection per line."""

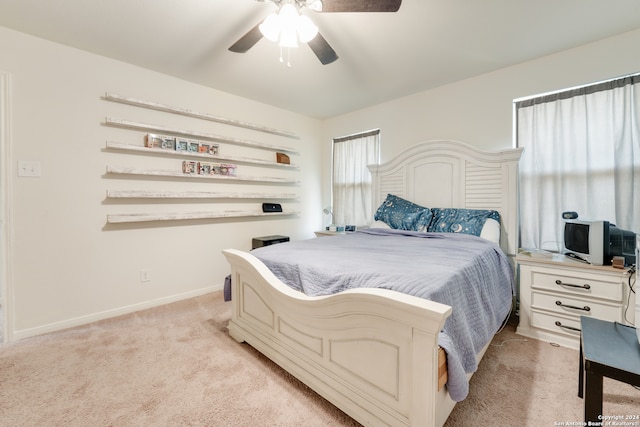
xmin=223 ymin=140 xmax=523 ymax=426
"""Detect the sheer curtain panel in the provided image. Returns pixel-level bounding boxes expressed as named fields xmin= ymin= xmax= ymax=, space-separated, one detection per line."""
xmin=517 ymin=75 xmax=640 ymax=251
xmin=332 ymin=130 xmax=380 ymax=226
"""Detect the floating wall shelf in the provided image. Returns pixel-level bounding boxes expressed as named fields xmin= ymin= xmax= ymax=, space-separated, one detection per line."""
xmin=104 ymin=92 xmax=300 ymax=139
xmin=106 ymin=166 xmax=300 ymax=184
xmin=107 ymin=210 xmax=300 ymax=224
xmin=105 ymin=141 xmax=299 ymax=169
xmin=106 ymin=190 xmax=299 ymax=200
xmin=102 ymin=91 xmax=301 ymax=225
xmin=104 ymin=117 xmax=299 ymax=154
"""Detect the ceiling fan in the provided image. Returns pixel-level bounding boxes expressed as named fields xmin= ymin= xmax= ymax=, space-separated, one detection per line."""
xmin=229 ymin=0 xmax=402 ymax=65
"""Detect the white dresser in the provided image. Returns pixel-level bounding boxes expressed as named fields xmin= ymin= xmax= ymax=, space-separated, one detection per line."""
xmin=516 ymin=252 xmax=636 ymax=349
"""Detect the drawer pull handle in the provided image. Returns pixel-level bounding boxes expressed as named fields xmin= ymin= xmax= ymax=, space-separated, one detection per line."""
xmin=555 ymin=300 xmax=591 ymax=312
xmin=555 ymin=279 xmax=590 ymax=290
xmin=554 ymin=321 xmax=581 ymax=332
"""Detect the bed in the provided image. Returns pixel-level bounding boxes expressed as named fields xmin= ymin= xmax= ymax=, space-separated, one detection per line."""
xmin=222 ymin=140 xmax=523 ymax=426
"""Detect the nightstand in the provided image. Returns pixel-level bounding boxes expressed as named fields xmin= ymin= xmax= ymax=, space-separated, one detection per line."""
xmin=516 ymin=252 xmax=635 ymax=349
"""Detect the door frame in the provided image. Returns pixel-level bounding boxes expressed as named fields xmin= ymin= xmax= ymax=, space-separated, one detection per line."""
xmin=0 ymin=70 xmax=13 ymax=343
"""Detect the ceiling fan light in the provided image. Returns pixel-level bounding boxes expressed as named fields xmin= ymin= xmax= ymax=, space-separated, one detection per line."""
xmin=279 ymin=3 xmax=299 ymax=28
xmin=279 ymin=27 xmax=299 ymax=48
xmin=259 ymin=12 xmax=281 ymax=41
xmin=306 ymin=0 xmax=323 ymax=12
xmin=297 ymin=15 xmax=318 ymax=43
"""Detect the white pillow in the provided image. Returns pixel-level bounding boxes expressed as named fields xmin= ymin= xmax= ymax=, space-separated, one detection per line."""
xmin=370 ymin=219 xmax=391 ymax=229
xmin=479 ymin=218 xmax=500 ymax=244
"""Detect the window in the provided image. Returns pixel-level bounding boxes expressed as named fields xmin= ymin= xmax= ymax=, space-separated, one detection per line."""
xmin=516 ymin=74 xmax=640 ymax=251
xmin=331 ymin=129 xmax=380 ymax=227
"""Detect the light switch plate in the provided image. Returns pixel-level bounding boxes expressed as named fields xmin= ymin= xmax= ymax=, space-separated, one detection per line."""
xmin=17 ymin=160 xmax=41 ymax=177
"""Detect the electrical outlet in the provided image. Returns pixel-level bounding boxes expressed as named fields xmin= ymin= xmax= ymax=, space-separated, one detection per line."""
xmin=140 ymin=269 xmax=151 ymax=283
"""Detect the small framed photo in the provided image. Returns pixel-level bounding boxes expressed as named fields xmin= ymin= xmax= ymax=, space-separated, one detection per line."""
xmin=146 ymin=134 xmax=175 ymax=150
xmin=220 ymin=163 xmax=237 ymax=176
xmin=145 ymin=133 xmax=163 ymax=148
xmin=198 ymin=162 xmax=211 ymax=175
xmin=160 ymin=136 xmax=175 ymax=150
xmin=175 ymin=138 xmax=188 ymax=152
xmin=209 ymin=144 xmax=219 ymax=156
xmin=187 ymin=140 xmax=199 ymax=153
xmin=198 ymin=143 xmax=210 ymax=154
xmin=182 ymin=160 xmax=197 ymax=174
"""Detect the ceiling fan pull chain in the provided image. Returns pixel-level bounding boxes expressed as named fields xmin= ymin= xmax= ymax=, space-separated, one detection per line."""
xmin=279 ymin=46 xmax=293 ymax=67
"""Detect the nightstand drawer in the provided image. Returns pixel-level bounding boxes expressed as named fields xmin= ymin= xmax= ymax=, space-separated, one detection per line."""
xmin=531 ymin=292 xmax=621 ymax=320
xmin=530 ymin=311 xmax=582 ymax=338
xmin=530 ymin=271 xmax=622 ymax=302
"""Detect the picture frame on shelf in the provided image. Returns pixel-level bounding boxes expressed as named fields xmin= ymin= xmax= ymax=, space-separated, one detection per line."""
xmin=220 ymin=163 xmax=237 ymax=176
xmin=145 ymin=133 xmax=162 ymax=148
xmin=145 ymin=133 xmax=175 ymax=150
xmin=182 ymin=160 xmax=197 ymax=174
xmin=198 ymin=162 xmax=211 ymax=175
xmin=187 ymin=140 xmax=199 ymax=153
xmin=160 ymin=136 xmax=175 ymax=150
xmin=175 ymin=138 xmax=188 ymax=151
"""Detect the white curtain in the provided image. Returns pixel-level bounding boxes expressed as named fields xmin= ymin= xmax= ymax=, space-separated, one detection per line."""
xmin=517 ymin=75 xmax=640 ymax=251
xmin=332 ymin=130 xmax=380 ymax=226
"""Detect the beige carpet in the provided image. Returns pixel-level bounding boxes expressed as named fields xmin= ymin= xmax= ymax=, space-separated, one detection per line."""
xmin=1 ymin=291 xmax=638 ymax=426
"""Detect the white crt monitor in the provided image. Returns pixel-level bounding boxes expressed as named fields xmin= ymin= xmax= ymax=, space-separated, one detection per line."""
xmin=563 ymin=219 xmax=609 ymax=266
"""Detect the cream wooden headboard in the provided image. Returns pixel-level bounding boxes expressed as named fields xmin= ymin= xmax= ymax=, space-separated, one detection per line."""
xmin=368 ymin=140 xmax=523 ymax=257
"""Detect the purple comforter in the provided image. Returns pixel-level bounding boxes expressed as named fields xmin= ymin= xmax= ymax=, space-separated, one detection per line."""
xmin=250 ymin=228 xmax=514 ymax=401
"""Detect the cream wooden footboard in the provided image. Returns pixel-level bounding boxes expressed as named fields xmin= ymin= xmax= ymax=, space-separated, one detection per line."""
xmin=223 ymin=248 xmax=455 ymax=427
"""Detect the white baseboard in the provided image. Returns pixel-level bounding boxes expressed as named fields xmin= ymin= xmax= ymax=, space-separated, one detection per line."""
xmin=11 ymin=285 xmax=222 ymax=342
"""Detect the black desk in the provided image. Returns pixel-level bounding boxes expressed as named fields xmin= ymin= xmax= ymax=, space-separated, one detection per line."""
xmin=578 ymin=316 xmax=640 ymax=424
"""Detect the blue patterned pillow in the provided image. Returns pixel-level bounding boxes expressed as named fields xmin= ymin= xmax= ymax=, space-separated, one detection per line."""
xmin=374 ymin=194 xmax=433 ymax=231
xmin=428 ymin=208 xmax=500 ymax=236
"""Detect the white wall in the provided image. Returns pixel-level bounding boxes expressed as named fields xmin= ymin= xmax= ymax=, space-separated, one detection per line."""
xmin=4 ymin=23 xmax=640 ymax=341
xmin=0 ymin=26 xmax=323 ymax=341
xmin=322 ymin=29 xmax=640 ymax=208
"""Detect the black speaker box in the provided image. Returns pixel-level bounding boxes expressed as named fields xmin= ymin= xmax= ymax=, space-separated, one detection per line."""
xmin=262 ymin=203 xmax=282 ymax=213
xmin=252 ymin=235 xmax=290 ymax=249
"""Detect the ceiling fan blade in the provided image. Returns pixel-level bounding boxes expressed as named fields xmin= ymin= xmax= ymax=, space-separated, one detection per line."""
xmin=308 ymin=32 xmax=338 ymax=65
xmin=229 ymin=23 xmax=263 ymax=53
xmin=320 ymin=0 xmax=401 ymax=13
